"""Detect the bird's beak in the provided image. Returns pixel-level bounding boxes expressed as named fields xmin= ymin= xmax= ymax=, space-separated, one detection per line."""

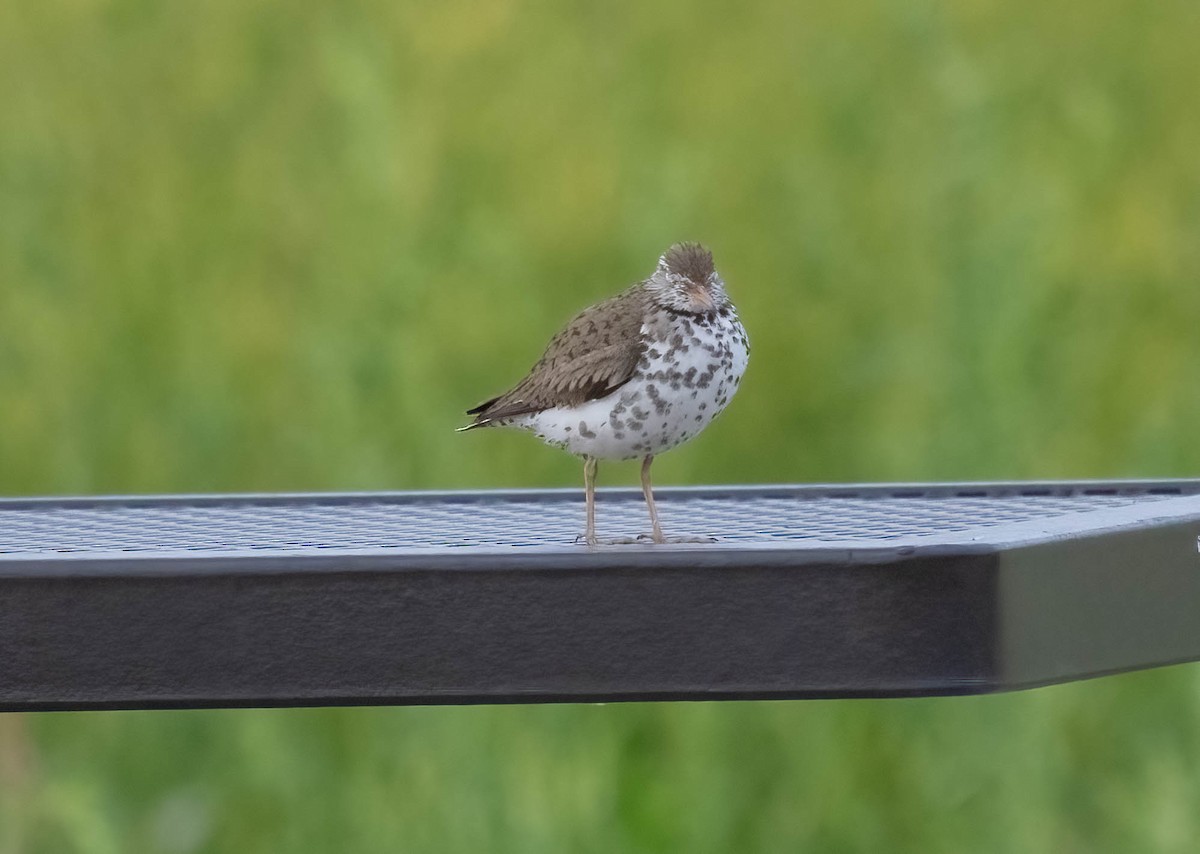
xmin=686 ymin=282 xmax=714 ymax=312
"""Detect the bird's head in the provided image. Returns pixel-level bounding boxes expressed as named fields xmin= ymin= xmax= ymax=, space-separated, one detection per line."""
xmin=647 ymin=242 xmax=729 ymax=315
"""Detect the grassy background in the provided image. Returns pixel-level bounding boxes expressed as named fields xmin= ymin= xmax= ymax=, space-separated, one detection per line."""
xmin=2 ymin=0 xmax=1199 ymax=850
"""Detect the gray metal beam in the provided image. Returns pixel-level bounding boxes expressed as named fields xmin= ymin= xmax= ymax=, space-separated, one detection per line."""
xmin=2 ymin=481 xmax=1199 ymax=711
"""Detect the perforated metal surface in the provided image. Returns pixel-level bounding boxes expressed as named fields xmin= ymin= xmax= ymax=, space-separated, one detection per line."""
xmin=2 ymin=481 xmax=1198 ymax=558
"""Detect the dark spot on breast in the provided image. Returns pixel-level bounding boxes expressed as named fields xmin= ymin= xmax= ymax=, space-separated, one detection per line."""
xmin=645 ymin=385 xmax=669 ymax=414
xmin=579 ymin=421 xmax=597 ymax=439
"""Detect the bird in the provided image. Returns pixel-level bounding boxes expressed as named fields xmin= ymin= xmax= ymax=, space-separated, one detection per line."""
xmin=459 ymin=243 xmax=749 ymax=545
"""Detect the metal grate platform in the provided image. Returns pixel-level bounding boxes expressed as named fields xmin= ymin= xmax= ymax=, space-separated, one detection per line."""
xmin=2 ymin=480 xmax=1200 ymax=711
xmin=2 ymin=481 xmax=1196 ymax=558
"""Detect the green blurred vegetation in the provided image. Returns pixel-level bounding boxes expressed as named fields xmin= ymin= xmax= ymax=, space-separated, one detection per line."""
xmin=2 ymin=0 xmax=1199 ymax=851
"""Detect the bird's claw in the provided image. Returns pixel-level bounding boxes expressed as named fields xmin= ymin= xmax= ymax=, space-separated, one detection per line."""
xmin=645 ymin=533 xmax=718 ymax=544
xmin=575 ymin=533 xmax=718 ymax=546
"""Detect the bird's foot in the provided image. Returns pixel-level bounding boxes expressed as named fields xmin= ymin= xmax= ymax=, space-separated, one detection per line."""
xmin=631 ymin=533 xmax=719 ymax=544
xmin=574 ymin=534 xmax=660 ymax=545
xmin=575 ymin=533 xmax=718 ymax=546
xmin=578 ymin=535 xmax=643 ymax=545
xmin=664 ymin=534 xmax=719 ymax=544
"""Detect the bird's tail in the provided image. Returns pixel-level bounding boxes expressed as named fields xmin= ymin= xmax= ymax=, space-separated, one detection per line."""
xmin=459 ymin=394 xmax=505 ymax=432
xmin=455 ymin=419 xmax=491 ymax=433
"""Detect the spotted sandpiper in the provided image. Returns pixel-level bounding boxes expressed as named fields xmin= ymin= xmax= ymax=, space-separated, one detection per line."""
xmin=460 ymin=243 xmax=749 ymax=545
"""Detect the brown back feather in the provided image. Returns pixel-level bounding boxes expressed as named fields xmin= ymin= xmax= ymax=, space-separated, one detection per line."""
xmin=465 ymin=286 xmax=648 ymax=425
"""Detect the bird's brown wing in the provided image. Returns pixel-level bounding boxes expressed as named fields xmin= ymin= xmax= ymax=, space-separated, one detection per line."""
xmin=464 ymin=288 xmax=647 ymax=427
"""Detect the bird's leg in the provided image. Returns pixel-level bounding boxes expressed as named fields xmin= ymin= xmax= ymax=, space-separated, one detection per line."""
xmin=640 ymin=454 xmax=666 ymax=544
xmin=583 ymin=455 xmax=598 ymax=546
